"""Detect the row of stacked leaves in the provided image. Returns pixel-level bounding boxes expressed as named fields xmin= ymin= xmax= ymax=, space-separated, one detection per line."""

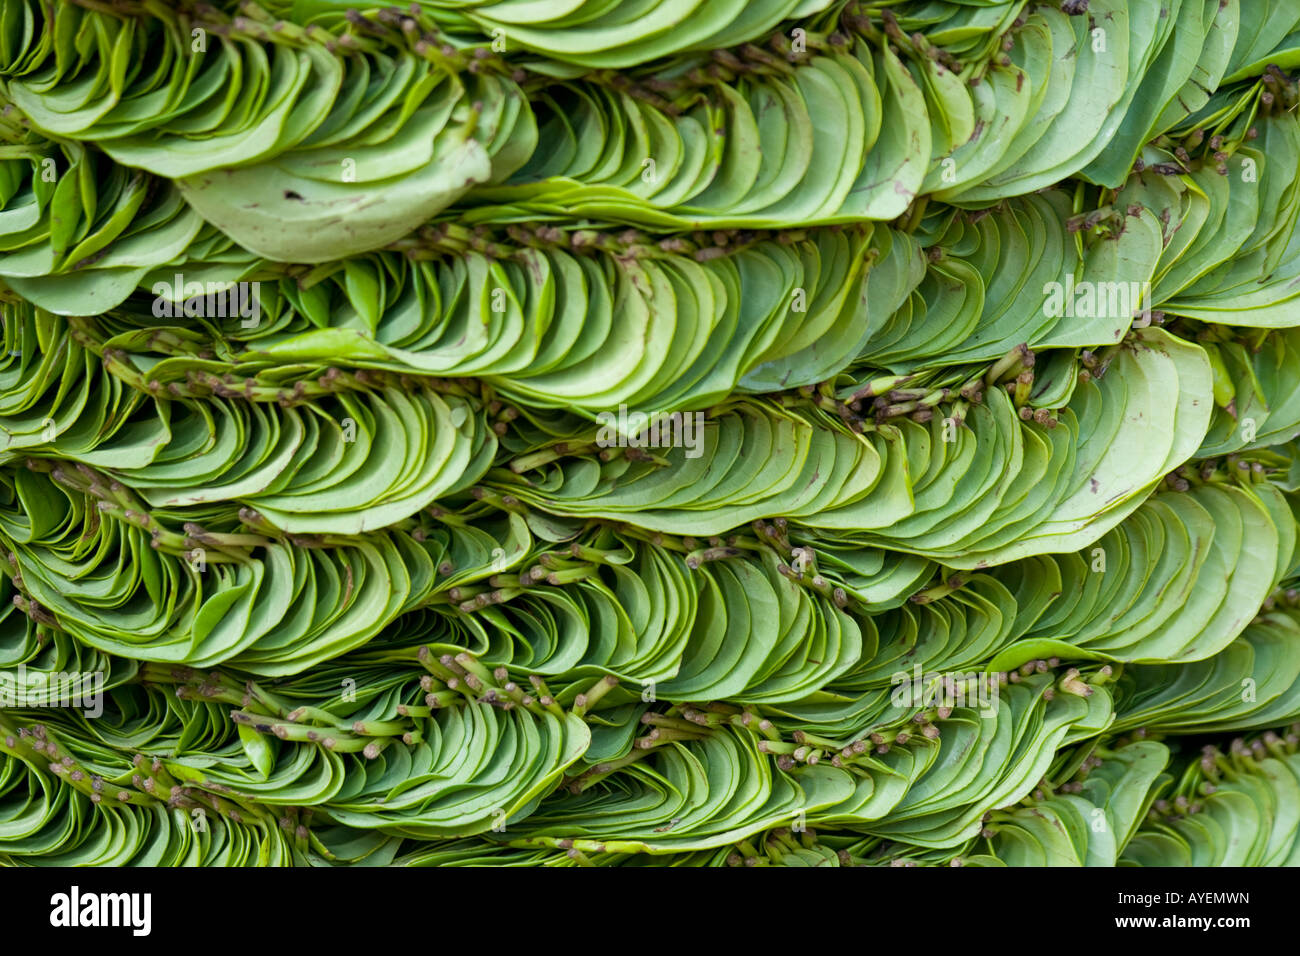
xmin=2 ymin=0 xmax=1300 ymax=864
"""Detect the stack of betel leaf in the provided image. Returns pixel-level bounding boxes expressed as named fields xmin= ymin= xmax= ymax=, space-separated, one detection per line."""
xmin=2 ymin=0 xmax=1300 ymax=867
